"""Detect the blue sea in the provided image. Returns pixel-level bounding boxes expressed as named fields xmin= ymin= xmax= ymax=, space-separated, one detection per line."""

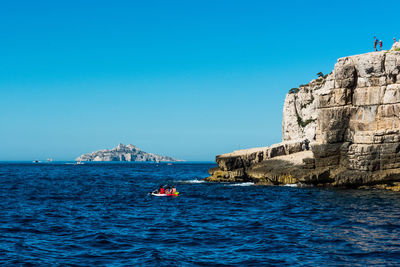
xmin=1 ymin=162 xmax=400 ymax=266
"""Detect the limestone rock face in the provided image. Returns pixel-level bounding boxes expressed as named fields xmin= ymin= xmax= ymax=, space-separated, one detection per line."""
xmin=282 ymin=79 xmax=322 ymax=142
xmin=76 ymin=143 xmax=182 ymax=162
xmin=311 ymin=50 xmax=400 ymax=186
xmin=208 ymin=49 xmax=400 ymax=189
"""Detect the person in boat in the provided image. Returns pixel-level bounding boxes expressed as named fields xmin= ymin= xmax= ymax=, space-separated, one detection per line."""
xmin=171 ymin=186 xmax=177 ymax=194
xmin=165 ymin=186 xmax=172 ymax=194
xmin=158 ymin=186 xmax=165 ymax=194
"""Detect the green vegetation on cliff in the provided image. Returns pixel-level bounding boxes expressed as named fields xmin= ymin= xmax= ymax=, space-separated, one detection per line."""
xmin=296 ymin=115 xmax=315 ymax=128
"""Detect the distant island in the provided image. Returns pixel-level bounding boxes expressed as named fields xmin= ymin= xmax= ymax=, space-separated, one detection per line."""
xmin=76 ymin=143 xmax=183 ymax=162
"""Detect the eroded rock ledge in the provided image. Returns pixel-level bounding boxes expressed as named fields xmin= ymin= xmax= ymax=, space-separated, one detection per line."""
xmin=206 ymin=43 xmax=400 ymax=190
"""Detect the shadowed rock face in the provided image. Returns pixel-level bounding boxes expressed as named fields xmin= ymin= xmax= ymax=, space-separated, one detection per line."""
xmin=207 ymin=43 xmax=400 ymax=189
xmin=76 ymin=143 xmax=182 ymax=162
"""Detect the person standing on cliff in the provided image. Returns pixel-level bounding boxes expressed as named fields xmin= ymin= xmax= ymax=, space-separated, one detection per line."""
xmin=374 ymin=36 xmax=379 ymax=51
xmin=379 ymin=40 xmax=383 ymax=51
xmin=394 ymin=37 xmax=398 ymax=43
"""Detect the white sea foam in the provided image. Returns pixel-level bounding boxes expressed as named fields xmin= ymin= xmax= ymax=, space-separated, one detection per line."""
xmin=227 ymin=182 xmax=254 ymax=187
xmin=283 ymin=184 xmax=298 ymax=187
xmin=178 ymin=179 xmax=205 ymax=184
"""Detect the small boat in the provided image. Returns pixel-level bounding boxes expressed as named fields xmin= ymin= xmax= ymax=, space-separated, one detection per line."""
xmin=74 ymin=161 xmax=84 ymax=165
xmin=151 ymin=192 xmax=179 ymax=197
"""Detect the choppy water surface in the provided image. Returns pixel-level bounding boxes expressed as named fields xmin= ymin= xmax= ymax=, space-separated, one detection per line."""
xmin=1 ymin=162 xmax=400 ymax=266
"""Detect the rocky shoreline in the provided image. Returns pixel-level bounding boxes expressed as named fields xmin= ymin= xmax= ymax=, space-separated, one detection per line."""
xmin=205 ymin=42 xmax=400 ymax=191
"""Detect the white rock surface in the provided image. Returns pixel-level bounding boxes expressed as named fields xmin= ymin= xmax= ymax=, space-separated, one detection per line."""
xmin=282 ymin=76 xmax=326 ymax=142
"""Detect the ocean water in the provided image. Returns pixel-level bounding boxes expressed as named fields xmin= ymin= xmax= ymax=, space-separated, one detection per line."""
xmin=1 ymin=162 xmax=400 ymax=266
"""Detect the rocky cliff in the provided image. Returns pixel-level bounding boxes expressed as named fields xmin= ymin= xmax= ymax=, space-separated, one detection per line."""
xmin=206 ymin=42 xmax=400 ymax=190
xmin=76 ymin=143 xmax=182 ymax=162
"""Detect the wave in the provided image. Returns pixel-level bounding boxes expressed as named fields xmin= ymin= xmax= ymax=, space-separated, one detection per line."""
xmin=283 ymin=184 xmax=298 ymax=187
xmin=177 ymin=179 xmax=205 ymax=184
xmin=227 ymin=182 xmax=254 ymax=187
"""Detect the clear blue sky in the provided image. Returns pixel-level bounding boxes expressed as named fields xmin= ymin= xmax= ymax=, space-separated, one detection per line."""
xmin=1 ymin=0 xmax=399 ymax=161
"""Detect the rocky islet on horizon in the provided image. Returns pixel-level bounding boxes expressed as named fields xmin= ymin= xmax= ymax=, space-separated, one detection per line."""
xmin=76 ymin=143 xmax=182 ymax=162
xmin=206 ymin=42 xmax=400 ymax=190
